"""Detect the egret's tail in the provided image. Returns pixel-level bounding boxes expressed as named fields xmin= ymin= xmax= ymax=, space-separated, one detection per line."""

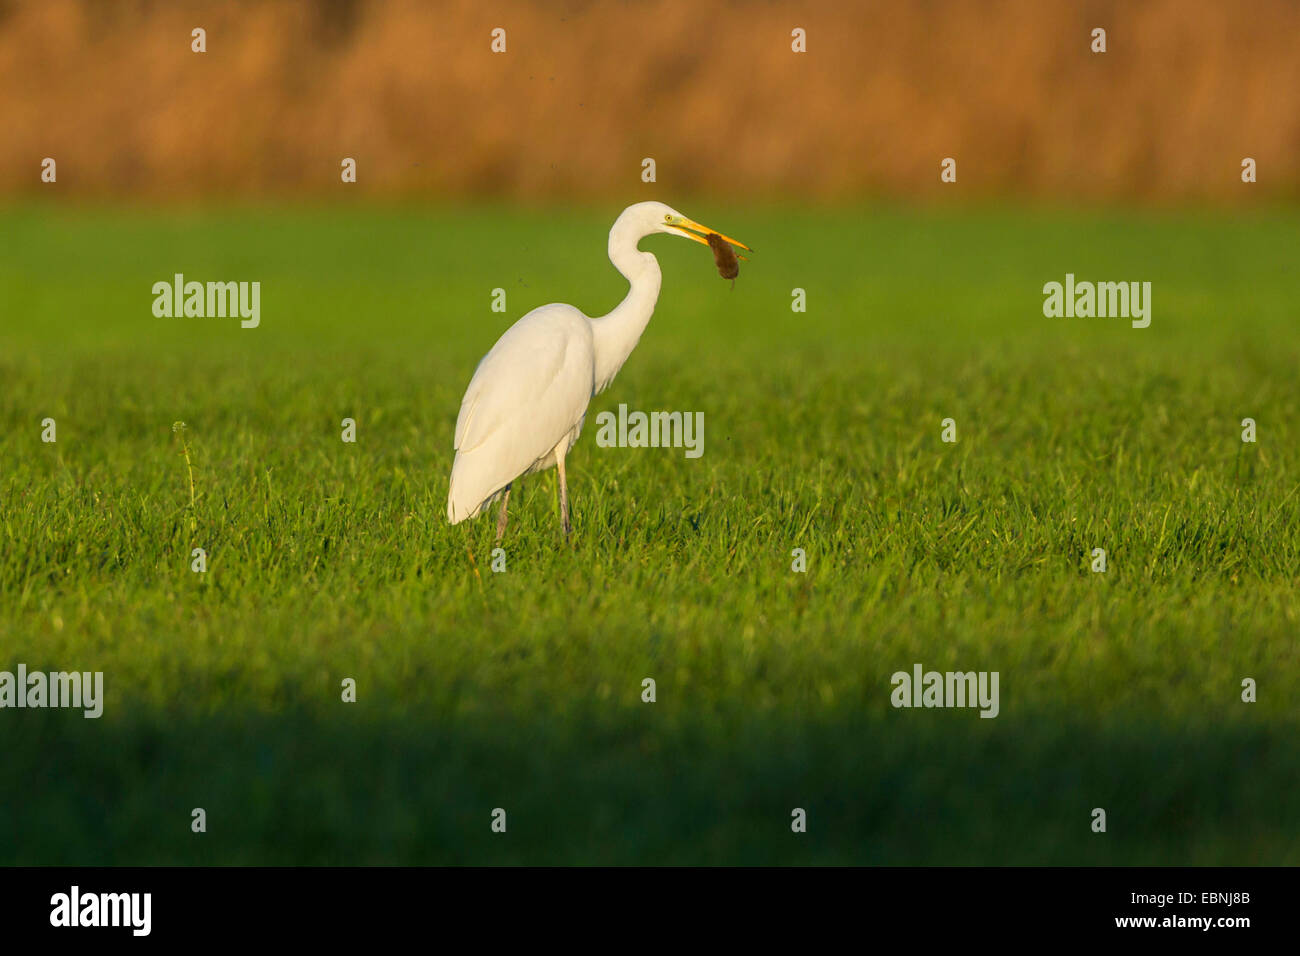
xmin=446 ymin=452 xmax=502 ymax=524
xmin=446 ymin=477 xmax=481 ymax=524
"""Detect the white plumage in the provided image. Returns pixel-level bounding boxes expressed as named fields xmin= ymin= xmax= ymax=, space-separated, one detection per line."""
xmin=446 ymin=201 xmax=749 ymax=537
xmin=447 ymin=304 xmax=592 ymax=521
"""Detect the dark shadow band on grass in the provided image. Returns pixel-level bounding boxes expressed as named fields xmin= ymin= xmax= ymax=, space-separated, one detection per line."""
xmin=1 ymin=707 xmax=1295 ymax=865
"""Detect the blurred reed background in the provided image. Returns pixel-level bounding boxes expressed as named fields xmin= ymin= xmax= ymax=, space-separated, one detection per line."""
xmin=1 ymin=0 xmax=1297 ymax=205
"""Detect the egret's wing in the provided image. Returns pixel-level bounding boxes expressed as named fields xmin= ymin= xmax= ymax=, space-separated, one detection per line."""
xmin=454 ymin=306 xmax=592 ymax=454
xmin=452 ymin=329 xmax=568 ymax=454
xmin=448 ymin=305 xmax=594 ymax=520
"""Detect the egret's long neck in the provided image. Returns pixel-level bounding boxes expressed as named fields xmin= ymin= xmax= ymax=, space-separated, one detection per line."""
xmin=590 ymin=228 xmax=662 ymax=394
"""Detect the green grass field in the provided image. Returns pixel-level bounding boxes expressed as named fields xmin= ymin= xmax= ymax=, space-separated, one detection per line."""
xmin=1 ymin=202 xmax=1297 ymax=864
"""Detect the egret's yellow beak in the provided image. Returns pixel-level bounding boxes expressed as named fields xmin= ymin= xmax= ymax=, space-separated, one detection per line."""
xmin=668 ymin=216 xmax=751 ymax=260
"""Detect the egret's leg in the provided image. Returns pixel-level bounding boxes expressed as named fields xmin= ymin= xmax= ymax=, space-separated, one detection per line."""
xmin=495 ymin=484 xmax=511 ymax=541
xmin=556 ymin=448 xmax=572 ymax=538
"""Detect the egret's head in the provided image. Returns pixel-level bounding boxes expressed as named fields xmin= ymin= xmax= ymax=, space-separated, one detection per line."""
xmin=650 ymin=202 xmax=750 ymax=258
xmin=615 ymin=201 xmax=750 ymax=259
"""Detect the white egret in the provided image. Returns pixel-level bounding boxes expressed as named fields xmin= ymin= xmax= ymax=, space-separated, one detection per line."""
xmin=446 ymin=201 xmax=750 ymax=539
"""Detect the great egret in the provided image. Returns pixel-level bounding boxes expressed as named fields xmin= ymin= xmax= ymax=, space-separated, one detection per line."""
xmin=446 ymin=201 xmax=750 ymax=539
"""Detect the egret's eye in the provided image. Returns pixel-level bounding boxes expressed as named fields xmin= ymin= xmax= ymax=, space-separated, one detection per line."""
xmin=664 ymin=214 xmax=672 ymax=222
